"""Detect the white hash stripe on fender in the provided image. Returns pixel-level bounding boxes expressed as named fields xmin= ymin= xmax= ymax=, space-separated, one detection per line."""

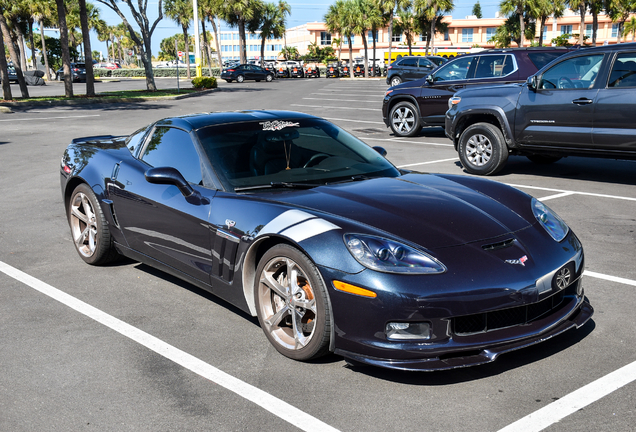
xmin=280 ymin=219 xmax=340 ymax=243
xmin=258 ymin=210 xmax=340 ymax=242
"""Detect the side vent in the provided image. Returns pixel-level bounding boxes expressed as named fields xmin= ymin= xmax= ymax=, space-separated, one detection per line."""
xmin=482 ymin=238 xmax=516 ymax=251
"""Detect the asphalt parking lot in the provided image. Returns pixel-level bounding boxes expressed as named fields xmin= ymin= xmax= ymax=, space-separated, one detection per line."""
xmin=1 ymin=77 xmax=635 ymax=431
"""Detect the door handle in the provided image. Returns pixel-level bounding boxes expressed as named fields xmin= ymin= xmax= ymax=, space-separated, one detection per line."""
xmin=572 ymin=98 xmax=593 ymax=105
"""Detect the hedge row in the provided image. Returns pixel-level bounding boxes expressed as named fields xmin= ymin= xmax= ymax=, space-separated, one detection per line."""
xmin=94 ymin=67 xmax=221 ymax=78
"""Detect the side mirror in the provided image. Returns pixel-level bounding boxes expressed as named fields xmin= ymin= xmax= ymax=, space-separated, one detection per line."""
xmin=426 ymin=75 xmax=434 ymax=84
xmin=373 ymin=146 xmax=387 ymax=157
xmin=145 ymin=167 xmax=194 ymax=197
xmin=527 ymin=75 xmax=538 ymax=91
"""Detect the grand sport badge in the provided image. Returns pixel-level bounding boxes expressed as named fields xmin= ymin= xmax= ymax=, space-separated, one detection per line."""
xmin=260 ymin=120 xmax=300 ymax=131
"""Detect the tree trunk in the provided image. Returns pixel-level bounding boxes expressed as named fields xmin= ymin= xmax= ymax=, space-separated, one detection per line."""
xmin=209 ymin=16 xmax=223 ymax=69
xmin=79 ymin=0 xmax=95 ymax=96
xmin=348 ymin=35 xmax=353 ymax=79
xmin=29 ymin=19 xmax=37 ymax=69
xmin=18 ymin=32 xmax=27 ymax=71
xmin=182 ymin=26 xmax=191 ymax=79
xmin=430 ymin=17 xmax=437 ymax=53
xmin=579 ymin=5 xmax=585 ymax=45
xmin=238 ymin=19 xmax=247 ymax=64
xmin=592 ymin=11 xmax=598 ymax=45
xmin=0 ymin=15 xmax=29 ymax=98
xmin=0 ymin=31 xmax=13 ymax=100
xmin=39 ymin=19 xmax=51 ymax=81
xmin=362 ymin=32 xmax=369 ymax=78
xmin=387 ymin=15 xmax=393 ymax=66
xmin=200 ymin=19 xmax=212 ymax=75
xmin=55 ymin=0 xmax=74 ymax=97
xmin=518 ymin=6 xmax=525 ymax=47
xmin=140 ymin=37 xmax=157 ymax=91
xmin=261 ymin=37 xmax=266 ymax=68
xmin=372 ymin=29 xmax=376 ymax=76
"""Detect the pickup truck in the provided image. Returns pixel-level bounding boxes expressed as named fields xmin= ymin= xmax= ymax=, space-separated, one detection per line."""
xmin=445 ymin=42 xmax=636 ymax=175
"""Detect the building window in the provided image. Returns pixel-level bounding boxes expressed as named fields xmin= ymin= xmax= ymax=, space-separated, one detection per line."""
xmin=233 ymin=33 xmax=239 ymax=40
xmin=392 ymin=33 xmax=401 ymax=42
xmin=486 ymin=27 xmax=496 ymax=41
xmin=367 ymin=30 xmax=378 ymax=42
xmin=321 ymin=31 xmax=332 ymax=45
xmin=462 ymin=28 xmax=473 ymax=43
xmin=343 ymin=36 xmax=351 ymax=45
xmin=611 ymin=23 xmax=619 ymax=38
xmin=561 ymin=25 xmax=572 ymax=35
xmin=233 ymin=45 xmax=239 ymax=52
xmin=585 ymin=24 xmax=592 ymax=38
xmin=420 ymin=33 xmax=426 ymax=42
xmin=444 ymin=29 xmax=450 ymax=41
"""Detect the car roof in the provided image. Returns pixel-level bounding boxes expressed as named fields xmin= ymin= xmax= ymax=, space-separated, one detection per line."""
xmin=154 ymin=110 xmax=319 ymax=131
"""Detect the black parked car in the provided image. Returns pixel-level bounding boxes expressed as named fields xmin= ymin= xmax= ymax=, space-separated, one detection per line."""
xmin=326 ymin=62 xmax=340 ymax=78
xmin=303 ymin=60 xmax=321 ymax=78
xmin=221 ymin=64 xmax=274 ymax=83
xmin=290 ymin=63 xmax=304 ymax=78
xmin=340 ymin=63 xmax=351 ymax=77
xmin=446 ymin=42 xmax=636 ymax=175
xmin=275 ymin=64 xmax=290 ymax=78
xmin=386 ymin=56 xmax=438 ymax=86
xmin=55 ymin=63 xmax=86 ymax=82
xmin=60 ymin=110 xmax=592 ymax=371
xmin=383 ymin=47 xmax=573 ymax=137
xmin=353 ymin=63 xmax=365 ymax=77
xmin=0 ymin=65 xmax=18 ymax=83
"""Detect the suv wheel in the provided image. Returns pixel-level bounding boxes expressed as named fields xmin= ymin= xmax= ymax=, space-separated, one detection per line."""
xmin=458 ymin=123 xmax=508 ymax=175
xmin=389 ymin=101 xmax=421 ymax=137
xmin=390 ymin=76 xmax=402 ymax=86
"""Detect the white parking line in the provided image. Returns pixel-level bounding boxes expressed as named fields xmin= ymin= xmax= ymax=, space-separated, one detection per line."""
xmin=291 ymin=104 xmax=381 ymax=111
xmin=397 ymin=158 xmax=459 ymax=167
xmin=538 ymin=191 xmax=576 ymax=201
xmin=506 ymin=183 xmax=636 ymax=202
xmin=0 ymin=261 xmax=340 ymax=432
xmin=302 ymin=97 xmax=382 ymax=103
xmin=363 ymin=137 xmax=454 ymax=147
xmin=584 ymin=270 xmax=636 ymax=287
xmin=497 ymin=360 xmax=636 ymax=432
xmin=310 ymin=93 xmax=385 ymax=97
xmin=0 ymin=114 xmax=101 ymax=122
xmin=322 ymin=117 xmax=385 ymax=125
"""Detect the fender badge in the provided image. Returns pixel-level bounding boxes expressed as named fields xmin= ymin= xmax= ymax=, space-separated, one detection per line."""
xmin=225 ymin=219 xmax=236 ymax=228
xmin=505 ymin=255 xmax=528 ymax=266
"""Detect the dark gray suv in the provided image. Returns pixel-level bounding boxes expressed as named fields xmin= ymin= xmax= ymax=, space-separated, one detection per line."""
xmin=386 ymin=56 xmax=438 ymax=86
xmin=446 ymin=42 xmax=636 ymax=175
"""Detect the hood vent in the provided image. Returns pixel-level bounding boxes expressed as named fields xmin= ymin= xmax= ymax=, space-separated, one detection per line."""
xmin=482 ymin=238 xmax=516 ymax=251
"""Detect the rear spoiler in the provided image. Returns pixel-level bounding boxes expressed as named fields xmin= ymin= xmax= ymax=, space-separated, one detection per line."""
xmin=71 ymin=135 xmax=122 ymax=144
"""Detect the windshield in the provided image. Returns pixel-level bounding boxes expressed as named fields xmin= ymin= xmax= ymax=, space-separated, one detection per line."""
xmin=196 ymin=119 xmax=400 ymax=192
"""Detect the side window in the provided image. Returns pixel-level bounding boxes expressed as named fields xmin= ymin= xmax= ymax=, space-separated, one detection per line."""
xmin=608 ymin=52 xmax=636 ymax=88
xmin=417 ymin=58 xmax=433 ymax=68
xmin=126 ymin=126 xmax=150 ymax=156
xmin=400 ymin=57 xmax=418 ymax=67
xmin=433 ymin=56 xmax=475 ymax=81
xmin=539 ymin=54 xmax=604 ymax=89
xmin=474 ymin=55 xmax=508 ymax=78
xmin=142 ymin=127 xmax=203 ymax=185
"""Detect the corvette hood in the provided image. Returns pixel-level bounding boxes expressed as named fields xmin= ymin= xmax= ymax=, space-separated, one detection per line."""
xmin=274 ymin=174 xmax=532 ymax=249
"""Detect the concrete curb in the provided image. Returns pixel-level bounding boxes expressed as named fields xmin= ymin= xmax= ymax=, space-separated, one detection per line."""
xmin=0 ymin=106 xmax=12 ymax=113
xmin=0 ymin=87 xmax=216 ymax=108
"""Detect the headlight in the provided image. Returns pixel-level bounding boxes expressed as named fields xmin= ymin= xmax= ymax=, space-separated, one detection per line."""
xmin=532 ymin=198 xmax=569 ymax=242
xmin=344 ymin=234 xmax=445 ymax=274
xmin=448 ymin=96 xmax=461 ymax=109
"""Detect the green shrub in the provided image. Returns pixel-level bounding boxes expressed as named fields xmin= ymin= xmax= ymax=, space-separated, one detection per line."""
xmin=191 ymin=76 xmax=217 ymax=89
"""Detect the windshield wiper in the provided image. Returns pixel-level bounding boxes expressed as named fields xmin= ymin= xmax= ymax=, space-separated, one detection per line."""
xmin=234 ymin=181 xmax=319 ymax=192
xmin=327 ymin=175 xmax=372 ymax=185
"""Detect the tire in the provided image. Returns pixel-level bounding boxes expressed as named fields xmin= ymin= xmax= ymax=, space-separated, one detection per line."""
xmin=255 ymin=244 xmax=331 ymax=361
xmin=389 ymin=101 xmax=421 ymax=137
xmin=266 ymin=74 xmax=273 ymax=82
xmin=67 ymin=183 xmax=119 ymax=265
xmin=458 ymin=123 xmax=509 ymax=176
xmin=526 ymin=154 xmax=562 ymax=164
xmin=236 ymin=74 xmax=245 ymax=83
xmin=390 ymin=75 xmax=402 ymax=86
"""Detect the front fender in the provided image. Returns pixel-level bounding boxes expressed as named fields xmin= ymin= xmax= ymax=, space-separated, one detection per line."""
xmin=449 ymin=105 xmax=515 ymax=149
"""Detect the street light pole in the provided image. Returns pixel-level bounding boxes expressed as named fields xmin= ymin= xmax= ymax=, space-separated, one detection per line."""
xmin=192 ymin=0 xmax=202 ymax=77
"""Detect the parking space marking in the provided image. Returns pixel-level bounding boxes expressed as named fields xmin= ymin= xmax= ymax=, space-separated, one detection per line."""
xmin=310 ymin=93 xmax=385 ymax=97
xmin=498 ymin=360 xmax=636 ymax=432
xmin=291 ymin=104 xmax=381 ymax=111
xmin=397 ymin=158 xmax=459 ymax=167
xmin=363 ymin=137 xmax=454 ymax=147
xmin=322 ymin=117 xmax=385 ymax=125
xmin=0 ymin=114 xmax=101 ymax=122
xmin=585 ymin=270 xmax=636 ymax=287
xmin=506 ymin=183 xmax=636 ymax=202
xmin=538 ymin=191 xmax=576 ymax=201
xmin=302 ymin=97 xmax=382 ymax=103
xmin=0 ymin=261 xmax=340 ymax=432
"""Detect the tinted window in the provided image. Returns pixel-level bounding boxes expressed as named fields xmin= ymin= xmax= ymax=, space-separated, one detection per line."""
xmin=142 ymin=127 xmax=203 ymax=185
xmin=608 ymin=52 xmax=636 ymax=87
xmin=126 ymin=126 xmax=150 ymax=156
xmin=433 ymin=56 xmax=475 ymax=81
xmin=400 ymin=58 xmax=418 ymax=67
xmin=418 ymin=58 xmax=434 ymax=68
xmin=474 ymin=55 xmax=512 ymax=78
xmin=527 ymin=51 xmax=568 ymax=69
xmin=539 ymin=54 xmax=604 ymax=89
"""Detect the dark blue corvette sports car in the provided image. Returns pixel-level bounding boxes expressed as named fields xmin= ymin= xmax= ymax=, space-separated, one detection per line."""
xmin=60 ymin=110 xmax=593 ymax=371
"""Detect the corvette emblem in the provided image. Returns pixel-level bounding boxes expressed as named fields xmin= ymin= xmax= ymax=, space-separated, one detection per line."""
xmin=505 ymin=255 xmax=528 ymax=266
xmin=225 ymin=219 xmax=236 ymax=228
xmin=555 ymin=267 xmax=571 ymax=289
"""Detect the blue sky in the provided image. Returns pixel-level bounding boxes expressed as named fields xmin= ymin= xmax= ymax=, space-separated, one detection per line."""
xmin=86 ymin=0 xmax=503 ymax=60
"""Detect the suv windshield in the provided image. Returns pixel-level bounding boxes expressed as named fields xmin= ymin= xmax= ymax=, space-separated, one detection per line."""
xmin=196 ymin=119 xmax=400 ymax=191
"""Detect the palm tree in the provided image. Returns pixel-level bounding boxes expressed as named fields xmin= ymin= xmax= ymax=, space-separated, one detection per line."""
xmin=78 ymin=0 xmax=96 ymax=96
xmin=588 ymin=0 xmax=604 ymax=45
xmin=0 ymin=0 xmax=29 ymax=97
xmin=527 ymin=0 xmax=565 ymax=46
xmin=606 ymin=0 xmax=633 ymax=44
xmin=331 ymin=37 xmax=342 ymax=61
xmin=415 ymin=0 xmax=454 ymax=55
xmin=199 ymin=0 xmax=224 ymax=69
xmin=375 ymin=0 xmax=410 ymax=66
xmin=222 ymin=0 xmax=258 ymax=64
xmin=164 ymin=0 xmax=193 ymax=79
xmin=367 ymin=2 xmax=386 ymax=76
xmin=500 ymin=0 xmax=527 ymax=46
xmin=54 ymin=0 xmax=73 ymax=97
xmin=325 ymin=0 xmax=346 ymax=59
xmin=395 ymin=9 xmax=418 ymax=55
xmin=249 ymin=1 xmax=287 ymax=67
xmin=567 ymin=0 xmax=587 ymax=45
xmin=0 ymin=22 xmax=13 ymax=100
xmin=624 ymin=16 xmax=636 ymax=41
xmin=351 ymin=0 xmax=374 ymax=78
xmin=32 ymin=0 xmax=56 ymax=80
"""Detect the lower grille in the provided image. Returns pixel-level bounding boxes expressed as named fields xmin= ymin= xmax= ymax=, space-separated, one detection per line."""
xmin=452 ymin=287 xmax=573 ymax=336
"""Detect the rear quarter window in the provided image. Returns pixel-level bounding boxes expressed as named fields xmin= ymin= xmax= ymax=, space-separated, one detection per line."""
xmin=527 ymin=52 xmax=568 ymax=70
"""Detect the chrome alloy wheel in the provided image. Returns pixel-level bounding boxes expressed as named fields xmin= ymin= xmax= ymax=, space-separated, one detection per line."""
xmin=465 ymin=133 xmax=493 ymax=167
xmin=257 ymin=256 xmax=317 ymax=350
xmin=391 ymin=106 xmax=415 ymax=134
xmin=70 ymin=192 xmax=98 ymax=258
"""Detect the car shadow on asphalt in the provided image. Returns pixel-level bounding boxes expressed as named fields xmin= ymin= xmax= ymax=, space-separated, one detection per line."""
xmin=344 ymin=318 xmax=597 ymax=383
xmin=217 ymin=86 xmax=277 ymax=93
xmin=457 ymin=157 xmax=636 ymax=187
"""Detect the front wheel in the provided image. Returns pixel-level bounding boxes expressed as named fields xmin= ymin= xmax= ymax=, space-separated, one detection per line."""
xmin=68 ymin=183 xmax=119 ymax=265
xmin=266 ymin=74 xmax=273 ymax=82
xmin=236 ymin=74 xmax=245 ymax=83
xmin=458 ymin=123 xmax=508 ymax=176
xmin=255 ymin=244 xmax=331 ymax=361
xmin=389 ymin=101 xmax=421 ymax=137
